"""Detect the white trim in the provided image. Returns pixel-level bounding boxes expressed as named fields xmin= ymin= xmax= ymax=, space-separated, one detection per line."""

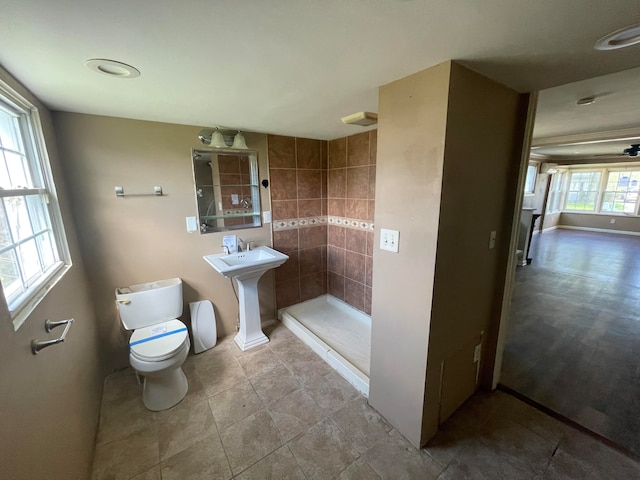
xmin=557 ymin=225 xmax=640 ymax=237
xmin=541 ymin=225 xmax=558 ymax=233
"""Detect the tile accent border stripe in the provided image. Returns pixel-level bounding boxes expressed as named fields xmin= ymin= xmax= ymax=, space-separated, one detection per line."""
xmin=272 ymin=215 xmax=374 ymax=232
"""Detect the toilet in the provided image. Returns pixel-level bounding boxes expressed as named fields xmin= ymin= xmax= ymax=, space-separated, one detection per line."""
xmin=115 ymin=278 xmax=190 ymax=411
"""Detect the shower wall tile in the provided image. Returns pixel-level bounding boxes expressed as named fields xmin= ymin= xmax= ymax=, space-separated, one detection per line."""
xmin=329 ymin=138 xmax=347 ymax=168
xmin=276 ymin=277 xmax=301 ymax=310
xmin=268 ymin=135 xmax=296 ymax=168
xmin=344 ymin=279 xmax=365 ymax=312
xmin=275 ymin=251 xmax=299 ymax=283
xmin=347 ymin=132 xmax=370 ymax=167
xmin=344 ymin=252 xmax=365 ymax=284
xmin=273 ymin=230 xmax=299 ymax=253
xmin=270 ymin=169 xmax=297 ymax=200
xmin=328 ymin=169 xmax=347 ymax=198
xmin=299 ymin=246 xmax=325 ymax=274
xmin=345 ymin=229 xmax=366 ymax=255
xmin=298 ymin=199 xmax=322 ymax=218
xmin=296 ymin=138 xmax=322 ymax=169
xmin=328 ymin=225 xmax=346 ymax=249
xmin=347 ymin=166 xmax=369 ymax=199
xmin=297 ymin=170 xmax=322 ymax=199
xmin=328 ymin=199 xmax=345 ymax=217
xmin=299 ymin=225 xmax=327 ymax=250
xmin=269 ymin=134 xmax=328 ymax=310
xmin=327 ymin=130 xmax=377 ymax=314
xmin=300 ymin=272 xmax=325 ymax=302
xmin=272 ymin=200 xmax=298 ymax=221
xmin=328 ymin=272 xmax=345 ymax=300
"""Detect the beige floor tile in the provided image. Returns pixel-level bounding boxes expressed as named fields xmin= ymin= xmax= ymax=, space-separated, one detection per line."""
xmin=250 ymin=364 xmax=301 ymax=406
xmin=101 ymin=368 xmax=142 ymax=407
xmin=540 ymin=449 xmax=608 ymax=480
xmin=208 ymin=381 xmax=263 ymax=430
xmin=234 ymin=445 xmax=306 ymax=480
xmin=476 ymin=416 xmax=558 ymax=475
xmin=96 ymin=391 xmax=156 ymax=445
xmin=263 ymin=322 xmax=296 ymax=345
xmin=237 ymin=347 xmax=284 ymax=378
xmin=288 ymin=417 xmax=360 ymax=480
xmin=303 ymin=371 xmax=360 ymax=413
xmin=220 ymin=410 xmax=283 ymax=475
xmin=335 ymin=458 xmax=382 ymax=480
xmin=437 ymin=438 xmax=531 ymax=480
xmin=130 ymin=465 xmax=161 ymax=480
xmin=187 ymin=341 xmax=239 ymax=372
xmin=500 ymin=395 xmax=571 ymax=444
xmin=363 ymin=429 xmax=444 ymax=480
xmin=267 ymin=389 xmax=325 ymax=441
xmin=160 ymin=434 xmax=232 ymax=480
xmin=156 ymin=398 xmax=218 ymax=461
xmin=92 ymin=424 xmax=159 ymax=480
xmin=197 ymin=360 xmax=249 ymax=397
xmin=331 ymin=397 xmax=392 ymax=453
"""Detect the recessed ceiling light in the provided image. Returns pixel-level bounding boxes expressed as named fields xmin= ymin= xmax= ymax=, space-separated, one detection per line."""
xmin=577 ymin=96 xmax=596 ymax=106
xmin=85 ymin=59 xmax=141 ymax=78
xmin=594 ymin=22 xmax=640 ymax=50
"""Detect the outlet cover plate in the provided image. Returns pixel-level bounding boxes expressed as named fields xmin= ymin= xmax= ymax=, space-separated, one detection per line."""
xmin=380 ymin=228 xmax=399 ymax=252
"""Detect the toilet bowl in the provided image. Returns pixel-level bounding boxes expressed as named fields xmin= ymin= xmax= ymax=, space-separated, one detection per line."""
xmin=116 ymin=278 xmax=190 ymax=411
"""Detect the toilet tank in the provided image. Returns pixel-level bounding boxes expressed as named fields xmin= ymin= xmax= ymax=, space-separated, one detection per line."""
xmin=116 ymin=278 xmax=183 ymax=330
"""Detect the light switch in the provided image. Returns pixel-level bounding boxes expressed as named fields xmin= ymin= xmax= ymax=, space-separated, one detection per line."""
xmin=186 ymin=216 xmax=197 ymax=233
xmin=489 ymin=231 xmax=497 ymax=249
xmin=380 ymin=228 xmax=399 ymax=252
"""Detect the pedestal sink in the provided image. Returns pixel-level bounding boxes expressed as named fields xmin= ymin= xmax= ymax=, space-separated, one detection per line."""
xmin=204 ymin=246 xmax=289 ymax=351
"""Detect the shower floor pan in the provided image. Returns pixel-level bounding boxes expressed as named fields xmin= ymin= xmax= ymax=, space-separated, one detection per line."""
xmin=278 ymin=294 xmax=370 ymax=396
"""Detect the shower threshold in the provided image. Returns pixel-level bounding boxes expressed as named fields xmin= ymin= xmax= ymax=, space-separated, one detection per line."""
xmin=278 ymin=294 xmax=370 ymax=396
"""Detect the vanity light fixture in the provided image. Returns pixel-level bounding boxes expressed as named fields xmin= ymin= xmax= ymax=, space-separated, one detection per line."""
xmin=209 ymin=128 xmax=227 ymax=148
xmin=85 ymin=59 xmax=141 ymax=78
xmin=232 ymin=131 xmax=248 ymax=149
xmin=594 ymin=22 xmax=640 ymax=50
xmin=341 ymin=111 xmax=378 ymax=126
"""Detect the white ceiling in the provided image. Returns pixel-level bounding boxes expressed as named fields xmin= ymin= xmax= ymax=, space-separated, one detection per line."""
xmin=1 ymin=0 xmax=639 ymax=141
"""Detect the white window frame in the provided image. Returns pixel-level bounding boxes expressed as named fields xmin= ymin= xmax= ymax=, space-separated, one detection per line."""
xmin=600 ymin=168 xmax=640 ymax=216
xmin=524 ymin=164 xmax=537 ymax=195
xmin=563 ymin=170 xmax=603 ymax=213
xmin=0 ymin=79 xmax=71 ymax=330
xmin=546 ymin=170 xmax=567 ymax=213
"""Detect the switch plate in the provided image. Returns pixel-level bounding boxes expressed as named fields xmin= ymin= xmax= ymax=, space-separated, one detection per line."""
xmin=263 ymin=211 xmax=272 ymax=224
xmin=473 ymin=344 xmax=481 ymax=363
xmin=489 ymin=231 xmax=497 ymax=249
xmin=380 ymin=228 xmax=399 ymax=252
xmin=186 ymin=216 xmax=197 ymax=233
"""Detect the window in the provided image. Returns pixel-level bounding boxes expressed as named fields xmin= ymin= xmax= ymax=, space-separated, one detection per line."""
xmin=546 ymin=171 xmax=565 ymax=213
xmin=0 ymin=82 xmax=70 ymax=329
xmin=565 ymin=171 xmax=601 ymax=212
xmin=524 ymin=165 xmax=537 ymax=194
xmin=600 ymin=170 xmax=640 ymax=214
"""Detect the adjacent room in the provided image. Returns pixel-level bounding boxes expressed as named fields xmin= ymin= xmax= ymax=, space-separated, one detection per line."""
xmin=1 ymin=2 xmax=639 ymax=479
xmin=502 ymin=67 xmax=640 ymax=456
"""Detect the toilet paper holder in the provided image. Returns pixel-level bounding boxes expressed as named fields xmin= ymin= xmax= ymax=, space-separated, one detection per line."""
xmin=31 ymin=318 xmax=74 ymax=355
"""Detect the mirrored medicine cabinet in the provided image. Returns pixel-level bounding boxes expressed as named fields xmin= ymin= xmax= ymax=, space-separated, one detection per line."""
xmin=192 ymin=148 xmax=262 ymax=233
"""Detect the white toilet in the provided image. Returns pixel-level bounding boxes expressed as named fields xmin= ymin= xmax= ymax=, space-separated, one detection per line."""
xmin=115 ymin=278 xmax=190 ymax=411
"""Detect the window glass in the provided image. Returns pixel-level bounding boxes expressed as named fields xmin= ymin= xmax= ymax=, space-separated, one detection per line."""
xmin=601 ymin=171 xmax=640 ymax=214
xmin=565 ymin=171 xmax=601 ymax=211
xmin=524 ymin=165 xmax=537 ymax=194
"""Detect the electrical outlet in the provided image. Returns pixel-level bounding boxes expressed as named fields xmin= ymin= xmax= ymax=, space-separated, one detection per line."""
xmin=489 ymin=231 xmax=497 ymax=249
xmin=473 ymin=344 xmax=481 ymax=363
xmin=610 ymin=218 xmax=616 ymax=224
xmin=185 ymin=216 xmax=197 ymax=233
xmin=263 ymin=211 xmax=271 ymax=224
xmin=380 ymin=228 xmax=399 ymax=252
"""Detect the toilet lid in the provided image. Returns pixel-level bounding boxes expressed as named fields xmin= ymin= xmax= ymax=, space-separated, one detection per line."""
xmin=129 ymin=319 xmax=188 ymax=361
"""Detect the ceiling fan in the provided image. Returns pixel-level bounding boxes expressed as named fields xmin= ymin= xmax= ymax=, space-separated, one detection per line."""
xmin=623 ymin=144 xmax=640 ymax=157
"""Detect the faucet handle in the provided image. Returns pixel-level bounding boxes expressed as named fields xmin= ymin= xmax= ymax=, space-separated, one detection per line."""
xmin=246 ymin=241 xmax=255 ymax=251
xmin=221 ymin=245 xmax=230 ymax=255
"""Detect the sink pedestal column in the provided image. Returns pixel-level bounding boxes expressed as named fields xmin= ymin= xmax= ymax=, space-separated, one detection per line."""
xmin=234 ymin=273 xmax=269 ymax=351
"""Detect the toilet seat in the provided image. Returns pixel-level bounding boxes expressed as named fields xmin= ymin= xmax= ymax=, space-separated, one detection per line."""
xmin=130 ymin=319 xmax=189 ymax=362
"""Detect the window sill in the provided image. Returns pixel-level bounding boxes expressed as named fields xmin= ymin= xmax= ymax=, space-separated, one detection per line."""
xmin=561 ymin=211 xmax=639 ymax=217
xmin=11 ymin=262 xmax=72 ymax=331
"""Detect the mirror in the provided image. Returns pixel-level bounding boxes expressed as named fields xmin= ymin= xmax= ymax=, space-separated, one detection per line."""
xmin=192 ymin=148 xmax=261 ymax=233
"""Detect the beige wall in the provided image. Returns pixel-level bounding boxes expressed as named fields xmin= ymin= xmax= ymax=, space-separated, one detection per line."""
xmin=369 ymin=61 xmax=527 ymax=447
xmin=53 ymin=113 xmax=274 ymax=372
xmin=0 ymin=68 xmax=103 ymax=479
xmin=558 ymin=212 xmax=640 ymax=233
xmin=425 ymin=63 xmax=526 ymax=441
xmin=369 ymin=62 xmax=451 ymax=447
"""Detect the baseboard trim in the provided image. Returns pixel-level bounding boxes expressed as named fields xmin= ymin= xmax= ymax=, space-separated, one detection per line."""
xmin=557 ymin=225 xmax=640 ymax=237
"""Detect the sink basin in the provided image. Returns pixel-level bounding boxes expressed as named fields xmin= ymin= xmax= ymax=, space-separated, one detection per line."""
xmin=203 ymin=245 xmax=289 ymax=351
xmin=204 ymin=246 xmax=289 ymax=279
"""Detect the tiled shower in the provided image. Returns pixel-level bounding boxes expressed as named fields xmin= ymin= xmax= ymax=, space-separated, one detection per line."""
xmin=269 ymin=130 xmax=376 ymax=315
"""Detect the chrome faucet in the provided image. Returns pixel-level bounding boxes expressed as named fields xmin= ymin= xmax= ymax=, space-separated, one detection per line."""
xmin=221 ymin=245 xmax=230 ymax=255
xmin=245 ymin=241 xmax=255 ymax=251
